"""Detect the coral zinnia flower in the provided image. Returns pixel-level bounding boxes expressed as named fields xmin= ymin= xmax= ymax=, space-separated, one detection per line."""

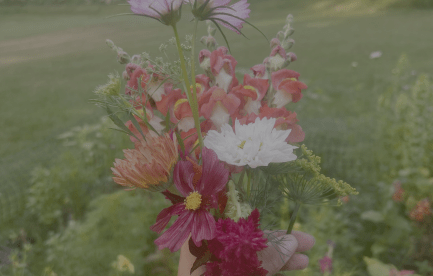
xmin=128 ymin=0 xmax=184 ymax=26
xmin=111 ymin=133 xmax=178 ymax=191
xmin=150 ymin=147 xmax=229 ymax=252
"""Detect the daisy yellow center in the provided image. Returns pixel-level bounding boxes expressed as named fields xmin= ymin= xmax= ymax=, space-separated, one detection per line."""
xmin=238 ymin=140 xmax=246 ymax=149
xmin=185 ymin=192 xmax=202 ymax=210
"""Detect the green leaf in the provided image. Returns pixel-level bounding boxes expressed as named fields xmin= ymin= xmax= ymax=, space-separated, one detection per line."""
xmin=106 ymin=106 xmax=139 ymax=141
xmin=361 ymin=210 xmax=384 ymax=223
xmin=211 ymin=20 xmax=231 ymax=53
xmin=127 ymin=112 xmax=147 ymax=141
xmin=259 ymin=162 xmax=300 ymax=175
xmin=363 ymin=257 xmax=393 ymax=276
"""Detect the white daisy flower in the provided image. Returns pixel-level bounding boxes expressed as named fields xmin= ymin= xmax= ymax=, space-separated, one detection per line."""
xmin=204 ymin=117 xmax=297 ymax=168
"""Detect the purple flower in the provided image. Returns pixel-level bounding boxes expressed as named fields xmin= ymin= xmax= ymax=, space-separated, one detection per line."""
xmin=319 ymin=256 xmax=333 ymax=274
xmin=128 ymin=0 xmax=184 ymax=25
xmin=190 ymin=0 xmax=251 ymax=34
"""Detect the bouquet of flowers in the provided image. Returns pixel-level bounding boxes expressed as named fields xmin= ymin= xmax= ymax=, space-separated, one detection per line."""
xmin=94 ymin=0 xmax=358 ymax=274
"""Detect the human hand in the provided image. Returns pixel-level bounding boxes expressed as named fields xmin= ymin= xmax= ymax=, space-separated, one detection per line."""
xmin=257 ymin=230 xmax=315 ymax=276
xmin=177 ymin=230 xmax=315 ymax=276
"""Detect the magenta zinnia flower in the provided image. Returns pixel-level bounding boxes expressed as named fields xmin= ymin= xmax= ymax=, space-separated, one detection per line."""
xmin=205 ymin=209 xmax=268 ymax=276
xmin=190 ymin=0 xmax=251 ymax=34
xmin=150 ymin=147 xmax=229 ymax=252
xmin=128 ymin=0 xmax=184 ymax=25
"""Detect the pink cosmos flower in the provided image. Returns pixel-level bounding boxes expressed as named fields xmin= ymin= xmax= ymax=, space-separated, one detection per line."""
xmin=128 ymin=0 xmax=184 ymax=25
xmin=190 ymin=0 xmax=251 ymax=34
xmin=210 ymin=47 xmax=239 ymax=92
xmin=150 ymin=147 xmax=229 ymax=252
xmin=205 ymin=209 xmax=268 ymax=276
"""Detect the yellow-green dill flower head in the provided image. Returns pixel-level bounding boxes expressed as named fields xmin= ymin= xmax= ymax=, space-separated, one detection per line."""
xmin=94 ymin=73 xmax=121 ymax=97
xmin=276 ymin=145 xmax=358 ymax=206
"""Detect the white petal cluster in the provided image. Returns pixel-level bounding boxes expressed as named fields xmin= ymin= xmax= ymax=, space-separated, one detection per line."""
xmin=204 ymin=117 xmax=297 ymax=168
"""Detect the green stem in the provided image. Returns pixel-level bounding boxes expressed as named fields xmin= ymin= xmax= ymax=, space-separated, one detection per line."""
xmin=246 ymin=168 xmax=251 ymax=199
xmin=172 ymin=23 xmax=204 ymax=155
xmin=190 ymin=19 xmax=204 ymax=151
xmin=286 ymin=202 xmax=301 ymax=234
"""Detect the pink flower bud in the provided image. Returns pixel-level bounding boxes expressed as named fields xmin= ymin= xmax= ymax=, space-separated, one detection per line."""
xmin=287 ymin=52 xmax=297 ymax=62
xmin=270 ymin=38 xmax=281 ymax=49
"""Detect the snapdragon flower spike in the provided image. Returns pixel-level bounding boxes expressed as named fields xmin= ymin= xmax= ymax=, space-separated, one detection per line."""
xmin=174 ymin=98 xmax=195 ymax=132
xmin=128 ymin=0 xmax=184 ymax=26
xmin=190 ymin=0 xmax=251 ymax=34
xmin=125 ymin=67 xmax=149 ymax=95
xmin=231 ymin=74 xmax=269 ymax=115
xmin=234 ymin=104 xmax=304 ymax=143
xmin=150 ymin=147 xmax=229 ymax=252
xmin=267 ymin=45 xmax=287 ymax=71
xmin=250 ymin=64 xmax=268 ymax=79
xmin=259 ymin=104 xmax=305 ymax=143
xmin=210 ymin=47 xmax=239 ymax=92
xmin=199 ymin=87 xmax=241 ymax=130
xmin=271 ymin=69 xmax=307 ymax=108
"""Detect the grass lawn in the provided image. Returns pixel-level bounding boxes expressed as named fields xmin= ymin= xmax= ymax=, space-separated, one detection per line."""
xmin=0 ymin=1 xmax=432 ymax=219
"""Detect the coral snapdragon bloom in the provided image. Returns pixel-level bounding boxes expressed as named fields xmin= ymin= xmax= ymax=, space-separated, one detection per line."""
xmin=111 ymin=133 xmax=178 ymax=191
xmin=150 ymin=147 xmax=229 ymax=252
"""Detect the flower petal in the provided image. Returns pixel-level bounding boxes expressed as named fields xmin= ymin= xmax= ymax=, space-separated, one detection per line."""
xmin=174 ymin=159 xmax=195 ymax=197
xmin=154 ymin=210 xmax=194 ymax=252
xmin=197 ymin=147 xmax=229 ymax=195
xmin=191 ymin=209 xmax=217 ymax=247
xmin=150 ymin=203 xmax=184 ymax=233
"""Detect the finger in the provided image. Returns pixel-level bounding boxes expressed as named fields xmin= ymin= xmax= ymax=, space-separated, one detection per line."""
xmin=257 ymin=235 xmax=298 ymax=276
xmin=263 ymin=230 xmax=315 ymax=252
xmin=281 ymin=253 xmax=309 ymax=271
xmin=291 ymin=231 xmax=315 ymax=252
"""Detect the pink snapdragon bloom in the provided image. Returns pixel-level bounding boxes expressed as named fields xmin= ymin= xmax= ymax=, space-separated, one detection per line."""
xmin=199 ymin=87 xmax=241 ymax=130
xmin=210 ymin=47 xmax=239 ymax=92
xmin=150 ymin=147 xmax=229 ymax=252
xmin=205 ymin=209 xmax=268 ymax=276
xmin=271 ymin=69 xmax=307 ymax=108
xmin=231 ymin=74 xmax=269 ymax=115
xmin=190 ymin=0 xmax=251 ymax=34
xmin=128 ymin=0 xmax=184 ymax=25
